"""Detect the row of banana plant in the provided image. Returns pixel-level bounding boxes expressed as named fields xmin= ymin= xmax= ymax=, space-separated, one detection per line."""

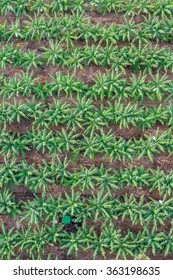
xmin=1 ymin=158 xmax=173 ymax=196
xmin=1 ymin=70 xmax=173 ymax=102
xmin=0 ymin=42 xmax=173 ymax=74
xmin=1 ymin=188 xmax=173 ymax=231
xmin=0 ymin=128 xmax=172 ymax=161
xmin=0 ymin=0 xmax=84 ymax=16
xmin=1 ymin=14 xmax=173 ymax=43
xmin=14 ymin=191 xmax=173 ymax=227
xmin=1 ymin=98 xmax=173 ymax=130
xmin=0 ymin=0 xmax=172 ymax=17
xmin=0 ymin=215 xmax=173 ymax=259
xmin=90 ymin=0 xmax=173 ymax=18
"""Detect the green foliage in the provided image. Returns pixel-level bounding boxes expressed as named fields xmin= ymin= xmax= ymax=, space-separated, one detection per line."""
xmin=0 ymin=188 xmax=21 ymax=219
xmin=0 ymin=0 xmax=173 ymax=261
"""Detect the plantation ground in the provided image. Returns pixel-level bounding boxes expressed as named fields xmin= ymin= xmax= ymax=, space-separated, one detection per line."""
xmin=0 ymin=0 xmax=173 ymax=260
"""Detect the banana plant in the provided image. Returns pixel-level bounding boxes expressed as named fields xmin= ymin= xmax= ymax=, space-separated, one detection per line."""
xmin=19 ymin=197 xmax=47 ymax=225
xmin=82 ymin=44 xmax=101 ymax=66
xmin=14 ymin=0 xmax=29 ymax=16
xmin=8 ymin=100 xmax=28 ymax=124
xmin=64 ymin=47 xmax=84 ymax=73
xmin=46 ymin=224 xmax=63 ymax=244
xmin=29 ymin=0 xmax=50 ymax=14
xmin=30 ymin=164 xmax=54 ymax=194
xmin=119 ymin=17 xmax=136 ymax=42
xmin=111 ymin=230 xmax=135 ymax=260
xmin=97 ymin=163 xmax=118 ymax=194
xmin=143 ymin=15 xmax=166 ymax=42
xmin=118 ymin=166 xmax=149 ymax=188
xmin=0 ymin=225 xmax=18 ymax=260
xmin=44 ymin=194 xmax=63 ymax=222
xmin=148 ymin=73 xmax=171 ymax=101
xmin=20 ymin=225 xmax=49 ymax=258
xmin=43 ymin=99 xmax=70 ymax=127
xmin=86 ymin=230 xmax=107 ymax=259
xmin=21 ymin=50 xmax=42 ymax=70
xmin=0 ymin=187 xmax=21 ymax=219
xmin=126 ymin=73 xmax=148 ymax=102
xmin=142 ymin=228 xmax=164 ymax=256
xmin=144 ymin=199 xmax=169 ymax=231
xmin=0 ymin=131 xmax=31 ymax=158
xmin=83 ymin=111 xmax=107 ymax=137
xmin=26 ymin=128 xmax=53 ymax=154
xmin=107 ymin=137 xmax=134 ymax=162
xmin=161 ymin=228 xmax=173 ymax=256
xmin=101 ymin=223 xmax=121 ymax=253
xmin=51 ymin=0 xmax=73 ymax=13
xmin=150 ymin=168 xmax=173 ymax=197
xmin=24 ymin=14 xmax=48 ymax=40
xmin=91 ymin=0 xmax=117 ymax=15
xmin=61 ymin=190 xmax=85 ymax=217
xmin=67 ymin=165 xmax=98 ymax=190
xmin=87 ymin=189 xmax=114 ymax=221
xmin=147 ymin=105 xmax=168 ymax=125
xmin=154 ymin=0 xmax=173 ymax=18
xmin=135 ymin=131 xmax=166 ymax=162
xmin=43 ymin=40 xmax=65 ymax=66
xmin=100 ymin=24 xmax=119 ymax=45
xmin=116 ymin=194 xmax=145 ymax=226
xmin=78 ymin=134 xmax=100 ymax=160
xmin=4 ymin=19 xmax=23 ymax=41
xmin=17 ymin=160 xmax=35 ymax=186
xmin=0 ymin=0 xmax=15 ymax=15
xmin=65 ymin=108 xmax=84 ymax=131
xmin=54 ymin=128 xmax=79 ymax=154
xmin=60 ymin=229 xmax=85 ymax=256
xmin=50 ymin=72 xmax=88 ymax=98
xmin=48 ymin=156 xmax=71 ymax=184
